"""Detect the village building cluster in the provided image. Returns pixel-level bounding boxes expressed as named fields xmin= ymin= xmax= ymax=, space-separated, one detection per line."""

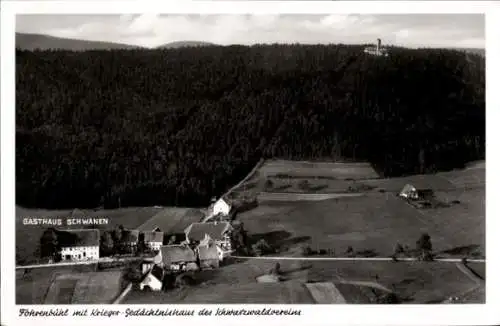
xmin=48 ymin=197 xmax=236 ymax=291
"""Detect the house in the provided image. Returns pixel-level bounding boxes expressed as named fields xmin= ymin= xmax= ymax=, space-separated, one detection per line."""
xmin=364 ymin=38 xmax=389 ymax=57
xmin=212 ymin=197 xmax=232 ymax=216
xmin=139 ymin=265 xmax=164 ymax=291
xmin=195 ymin=241 xmax=221 ymax=269
xmin=184 ymin=222 xmax=233 ymax=254
xmin=121 ymin=229 xmax=139 ymax=253
xmin=59 ymin=229 xmax=100 ymax=261
xmin=157 ymin=245 xmax=198 ymax=272
xmin=142 ymin=231 xmax=164 ymax=251
xmin=399 ymin=184 xmax=419 ymax=200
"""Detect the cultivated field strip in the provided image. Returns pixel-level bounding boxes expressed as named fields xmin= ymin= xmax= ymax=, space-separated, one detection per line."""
xmin=305 ymin=282 xmax=347 ymax=303
xmin=257 ymin=192 xmax=364 ymax=202
xmin=258 ymin=160 xmax=380 ymax=180
xmin=137 ymin=207 xmax=205 ymax=233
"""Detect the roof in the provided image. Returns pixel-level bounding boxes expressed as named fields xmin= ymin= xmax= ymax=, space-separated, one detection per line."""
xmin=197 ymin=244 xmax=219 ymax=261
xmin=160 ymin=245 xmax=196 ymax=265
xmin=142 ymin=231 xmax=164 ymax=243
xmin=400 ymin=184 xmax=417 ymax=193
xmin=121 ymin=229 xmax=139 ymax=243
xmin=150 ymin=265 xmax=164 ymax=281
xmin=184 ymin=222 xmax=231 ymax=242
xmin=58 ymin=229 xmax=100 ymax=247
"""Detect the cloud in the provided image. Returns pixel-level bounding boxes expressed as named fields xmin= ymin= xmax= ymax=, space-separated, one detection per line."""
xmin=16 ymin=14 xmax=485 ymax=49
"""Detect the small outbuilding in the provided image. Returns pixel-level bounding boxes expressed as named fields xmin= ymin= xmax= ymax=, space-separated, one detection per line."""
xmin=139 ymin=265 xmax=164 ymax=291
xmin=399 ymin=184 xmax=419 ymax=200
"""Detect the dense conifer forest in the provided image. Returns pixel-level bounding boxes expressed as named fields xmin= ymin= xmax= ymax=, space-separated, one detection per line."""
xmin=15 ymin=44 xmax=485 ymax=209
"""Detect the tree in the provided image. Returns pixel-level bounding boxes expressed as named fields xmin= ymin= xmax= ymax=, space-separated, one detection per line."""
xmin=393 ymin=242 xmax=404 ymax=256
xmin=298 ymin=180 xmax=310 ymax=190
xmin=252 ymin=239 xmax=272 ymax=256
xmin=270 ymin=262 xmax=281 ymax=276
xmin=416 ymin=233 xmax=433 ymax=261
xmin=113 ymin=225 xmax=124 ymax=254
xmin=167 ymin=235 xmax=177 ymax=245
xmin=346 ymin=246 xmax=354 ymax=256
xmin=377 ymin=292 xmax=401 ymax=304
xmin=100 ymin=231 xmax=115 ymax=256
xmin=416 ymin=233 xmax=433 ymax=253
xmin=15 ymin=46 xmax=485 ymax=211
xmin=264 ymin=179 xmax=274 ymax=190
xmin=40 ymin=228 xmax=59 ymax=258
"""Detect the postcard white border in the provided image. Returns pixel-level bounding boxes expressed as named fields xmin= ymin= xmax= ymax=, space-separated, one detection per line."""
xmin=2 ymin=1 xmax=499 ymax=326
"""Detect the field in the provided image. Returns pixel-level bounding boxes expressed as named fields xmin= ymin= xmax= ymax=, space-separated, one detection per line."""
xmin=136 ymin=207 xmax=206 ymax=233
xmin=44 ymin=271 xmax=124 ymax=304
xmin=305 ymin=282 xmax=347 ymax=303
xmin=15 ymin=206 xmax=161 ymax=264
xmin=124 ymin=281 xmax=315 ymax=304
xmin=233 ymin=160 xmax=485 ymax=258
xmin=240 ymin=193 xmax=474 ymax=256
xmin=123 ymin=258 xmax=483 ymax=304
xmin=257 ymin=160 xmax=380 ymax=180
xmin=16 ymin=264 xmax=97 ymax=304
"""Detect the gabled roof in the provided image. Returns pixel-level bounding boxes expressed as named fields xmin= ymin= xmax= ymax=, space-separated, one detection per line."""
xmin=184 ymin=222 xmax=231 ymax=242
xmin=197 ymin=244 xmax=219 ymax=261
xmin=150 ymin=265 xmax=164 ymax=281
xmin=400 ymin=184 xmax=417 ymax=194
xmin=142 ymin=231 xmax=164 ymax=243
xmin=160 ymin=245 xmax=196 ymax=265
xmin=121 ymin=229 xmax=139 ymax=243
xmin=58 ymin=229 xmax=100 ymax=247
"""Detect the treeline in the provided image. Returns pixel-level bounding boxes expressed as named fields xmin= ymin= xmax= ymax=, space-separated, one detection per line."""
xmin=15 ymin=44 xmax=485 ymax=209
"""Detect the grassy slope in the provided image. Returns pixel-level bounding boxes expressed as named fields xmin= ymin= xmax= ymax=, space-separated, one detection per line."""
xmin=235 ymin=160 xmax=485 ymax=257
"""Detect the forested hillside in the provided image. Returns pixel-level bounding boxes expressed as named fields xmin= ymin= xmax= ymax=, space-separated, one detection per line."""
xmin=16 ymin=44 xmax=485 ymax=209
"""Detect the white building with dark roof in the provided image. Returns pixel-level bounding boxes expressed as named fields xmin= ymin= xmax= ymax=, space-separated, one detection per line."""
xmin=59 ymin=229 xmax=100 ymax=261
xmin=142 ymin=231 xmax=164 ymax=251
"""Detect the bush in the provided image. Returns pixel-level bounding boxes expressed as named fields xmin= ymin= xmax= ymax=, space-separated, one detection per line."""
xmin=377 ymin=293 xmax=401 ymax=304
xmin=301 ymin=245 xmax=313 ymax=256
xmin=252 ymin=239 xmax=273 ymax=256
xmin=298 ymin=180 xmax=310 ymax=190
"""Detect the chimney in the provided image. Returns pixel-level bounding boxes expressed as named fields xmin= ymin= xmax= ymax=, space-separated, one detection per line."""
xmin=377 ymin=38 xmax=381 ymax=53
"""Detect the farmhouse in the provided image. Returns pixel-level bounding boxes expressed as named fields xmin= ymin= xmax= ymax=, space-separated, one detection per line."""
xmin=59 ymin=229 xmax=100 ymax=261
xmin=184 ymin=222 xmax=233 ymax=252
xmin=142 ymin=231 xmax=164 ymax=251
xmin=195 ymin=242 xmax=221 ymax=269
xmin=399 ymin=184 xmax=419 ymax=200
xmin=139 ymin=265 xmax=164 ymax=291
xmin=212 ymin=197 xmax=232 ymax=216
xmin=157 ymin=245 xmax=198 ymax=272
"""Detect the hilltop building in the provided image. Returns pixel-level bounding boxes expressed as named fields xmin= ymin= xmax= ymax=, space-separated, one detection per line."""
xmin=59 ymin=229 xmax=100 ymax=261
xmin=364 ymin=38 xmax=389 ymax=57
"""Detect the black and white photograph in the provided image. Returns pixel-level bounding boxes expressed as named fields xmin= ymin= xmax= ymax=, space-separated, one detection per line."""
xmin=2 ymin=1 xmax=498 ymax=324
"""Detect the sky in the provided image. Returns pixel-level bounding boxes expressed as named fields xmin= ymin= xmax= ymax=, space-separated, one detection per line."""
xmin=15 ymin=14 xmax=485 ymax=49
